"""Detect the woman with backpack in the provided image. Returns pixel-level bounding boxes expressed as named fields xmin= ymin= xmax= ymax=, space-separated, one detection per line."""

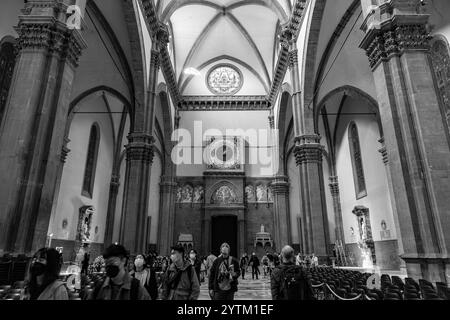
xmin=24 ymin=248 xmax=69 ymax=300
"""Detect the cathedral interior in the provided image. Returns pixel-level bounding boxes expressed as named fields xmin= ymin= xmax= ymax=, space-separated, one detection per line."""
xmin=0 ymin=0 xmax=450 ymax=286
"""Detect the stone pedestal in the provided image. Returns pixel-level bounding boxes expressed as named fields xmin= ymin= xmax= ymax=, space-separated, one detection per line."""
xmin=360 ymin=0 xmax=450 ymax=283
xmin=0 ymin=2 xmax=86 ymax=254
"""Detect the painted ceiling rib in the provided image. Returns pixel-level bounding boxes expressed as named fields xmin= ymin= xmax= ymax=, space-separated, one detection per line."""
xmin=227 ymin=0 xmax=288 ymax=24
xmin=180 ymin=54 xmax=270 ymax=94
xmin=177 ymin=12 xmax=223 ymax=86
xmin=161 ymin=0 xmax=222 ymax=22
xmin=225 ymin=12 xmax=271 ymax=87
xmin=162 ymin=0 xmax=288 ymax=24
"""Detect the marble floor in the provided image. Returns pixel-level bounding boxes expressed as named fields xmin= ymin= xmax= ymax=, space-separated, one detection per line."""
xmin=199 ymin=274 xmax=272 ymax=300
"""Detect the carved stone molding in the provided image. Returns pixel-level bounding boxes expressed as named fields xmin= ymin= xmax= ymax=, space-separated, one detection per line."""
xmin=15 ymin=21 xmax=86 ymax=67
xmin=110 ymin=175 xmax=120 ymax=193
xmin=294 ymin=135 xmax=324 ymax=165
xmin=378 ymin=137 xmax=389 ymax=166
xmin=268 ymin=115 xmax=275 ymax=129
xmin=360 ymin=10 xmax=431 ymax=70
xmin=141 ymin=0 xmax=181 ymax=105
xmin=60 ymin=138 xmax=71 ymax=163
xmin=125 ymin=133 xmax=155 ymax=163
xmin=271 ymin=176 xmax=289 ymax=195
xmin=268 ymin=0 xmax=307 ymax=106
xmin=288 ymin=49 xmax=299 ymax=69
xmin=179 ymin=95 xmax=270 ymax=111
xmin=329 ymin=176 xmax=340 ymax=197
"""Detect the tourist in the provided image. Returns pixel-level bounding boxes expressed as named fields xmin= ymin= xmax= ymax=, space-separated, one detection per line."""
xmin=206 ymin=251 xmax=217 ymax=279
xmin=239 ymin=254 xmax=247 ymax=280
xmin=92 ymin=244 xmax=150 ymax=300
xmin=270 ymin=245 xmax=315 ymax=300
xmin=295 ymin=253 xmax=302 ymax=266
xmin=249 ymin=252 xmax=260 ymax=280
xmin=200 ymin=256 xmax=207 ymax=282
xmin=129 ymin=254 xmax=158 ymax=300
xmin=209 ymin=243 xmax=240 ymax=300
xmin=161 ymin=245 xmax=200 ymax=300
xmin=80 ymin=243 xmax=90 ymax=275
xmin=261 ymin=254 xmax=269 ymax=277
xmin=24 ymin=248 xmax=68 ymax=300
xmin=188 ymin=249 xmax=202 ymax=284
xmin=312 ymin=253 xmax=319 ymax=267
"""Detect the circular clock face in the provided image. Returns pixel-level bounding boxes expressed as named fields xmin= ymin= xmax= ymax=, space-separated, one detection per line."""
xmin=207 ymin=139 xmax=239 ymax=169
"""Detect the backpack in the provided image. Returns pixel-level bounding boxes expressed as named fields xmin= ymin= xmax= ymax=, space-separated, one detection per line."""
xmin=281 ymin=266 xmax=304 ymax=300
xmin=217 ymin=257 xmax=233 ymax=291
xmin=92 ymin=277 xmax=140 ymax=300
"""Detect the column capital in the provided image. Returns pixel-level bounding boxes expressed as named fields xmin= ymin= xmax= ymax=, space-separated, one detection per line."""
xmin=271 ymin=176 xmax=290 ymax=194
xmin=359 ymin=2 xmax=430 ymax=70
xmin=125 ymin=133 xmax=155 ymax=163
xmin=160 ymin=176 xmax=177 ymax=194
xmin=293 ymin=134 xmax=324 ymax=165
xmin=15 ymin=19 xmax=86 ymax=68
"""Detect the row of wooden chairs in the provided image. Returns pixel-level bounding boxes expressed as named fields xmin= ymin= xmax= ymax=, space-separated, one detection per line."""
xmin=0 ymin=259 xmax=30 ymax=285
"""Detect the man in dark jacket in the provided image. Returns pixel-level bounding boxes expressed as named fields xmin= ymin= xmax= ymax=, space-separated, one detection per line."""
xmin=161 ymin=245 xmax=200 ymax=300
xmin=209 ymin=243 xmax=240 ymax=300
xmin=270 ymin=245 xmax=314 ymax=300
xmin=249 ymin=252 xmax=260 ymax=280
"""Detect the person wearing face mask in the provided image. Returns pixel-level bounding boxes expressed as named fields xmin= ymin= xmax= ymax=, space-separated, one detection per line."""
xmin=188 ymin=249 xmax=201 ymax=284
xmin=129 ymin=254 xmax=158 ymax=300
xmin=92 ymin=244 xmax=150 ymax=300
xmin=208 ymin=243 xmax=240 ymax=300
xmin=161 ymin=245 xmax=200 ymax=300
xmin=24 ymin=248 xmax=68 ymax=300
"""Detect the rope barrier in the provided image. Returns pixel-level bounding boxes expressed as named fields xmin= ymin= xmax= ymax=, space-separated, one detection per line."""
xmin=310 ymin=281 xmax=364 ymax=300
xmin=324 ymin=283 xmax=363 ymax=301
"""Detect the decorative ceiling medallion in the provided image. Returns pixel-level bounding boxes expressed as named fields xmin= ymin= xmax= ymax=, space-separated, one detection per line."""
xmin=206 ymin=64 xmax=243 ymax=95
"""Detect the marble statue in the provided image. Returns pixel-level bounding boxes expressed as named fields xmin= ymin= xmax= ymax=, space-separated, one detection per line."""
xmin=245 ymin=185 xmax=255 ymax=202
xmin=256 ymin=185 xmax=267 ymax=202
xmin=193 ymin=186 xmax=204 ymax=203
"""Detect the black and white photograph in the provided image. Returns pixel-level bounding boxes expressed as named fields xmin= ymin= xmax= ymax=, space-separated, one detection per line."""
xmin=0 ymin=0 xmax=449 ymax=316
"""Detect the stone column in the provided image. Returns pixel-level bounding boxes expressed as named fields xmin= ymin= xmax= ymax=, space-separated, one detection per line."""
xmin=329 ymin=176 xmax=345 ymax=245
xmin=119 ymin=37 xmax=161 ymax=254
xmin=271 ymin=176 xmax=291 ymax=250
xmin=378 ymin=137 xmax=407 ymax=273
xmin=158 ymin=176 xmax=177 ymax=255
xmin=119 ymin=133 xmax=154 ymax=254
xmin=237 ymin=210 xmax=246 ymax=257
xmin=103 ymin=175 xmax=120 ymax=247
xmin=202 ymin=212 xmax=211 ymax=255
xmin=360 ymin=0 xmax=450 ymax=283
xmin=0 ymin=1 xmax=86 ymax=254
xmin=289 ymin=41 xmax=330 ymax=261
xmin=294 ymin=135 xmax=330 ymax=261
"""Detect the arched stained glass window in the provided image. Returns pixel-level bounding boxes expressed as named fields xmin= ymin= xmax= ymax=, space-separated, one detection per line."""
xmin=0 ymin=39 xmax=16 ymax=125
xmin=82 ymin=123 xmax=100 ymax=198
xmin=430 ymin=37 xmax=450 ymax=134
xmin=348 ymin=122 xmax=367 ymax=199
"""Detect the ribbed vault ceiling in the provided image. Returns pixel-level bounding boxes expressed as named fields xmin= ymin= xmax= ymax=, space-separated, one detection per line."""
xmin=154 ymin=0 xmax=294 ymax=94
